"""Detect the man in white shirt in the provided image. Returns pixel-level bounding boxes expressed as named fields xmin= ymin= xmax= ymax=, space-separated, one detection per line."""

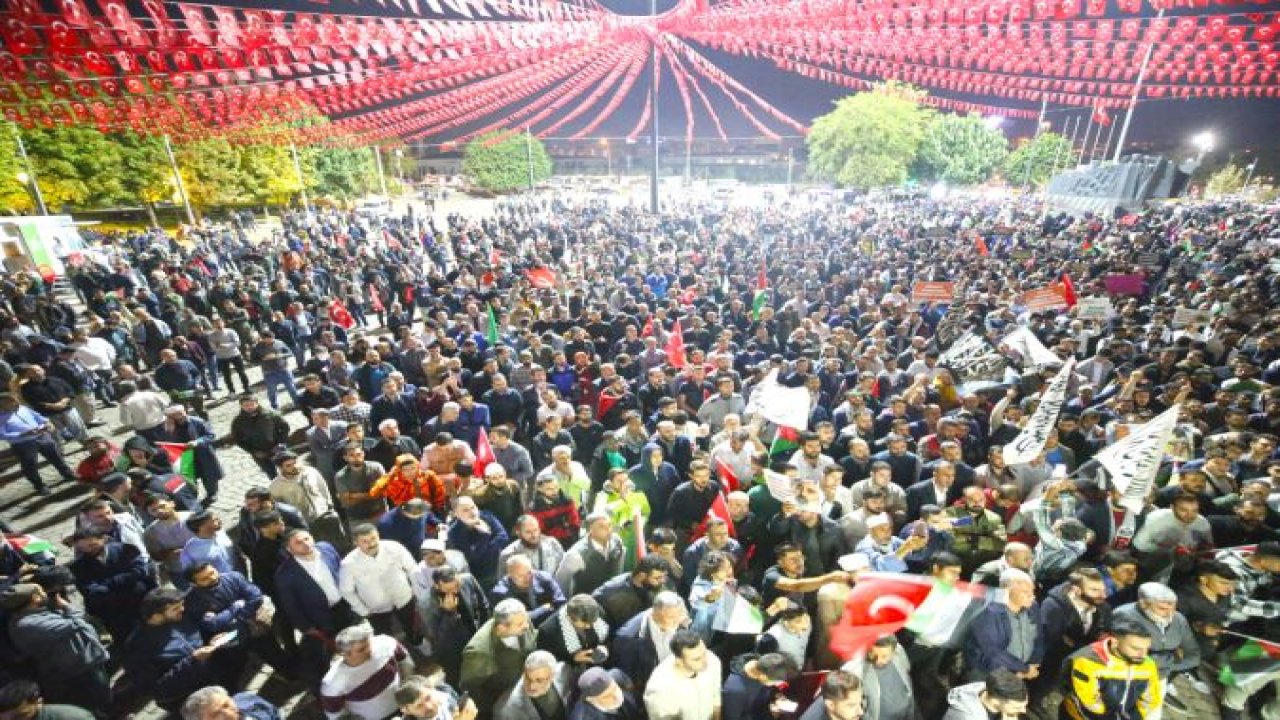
xmin=339 ymin=524 xmax=421 ymax=646
xmin=643 ymin=628 xmax=723 ymax=720
xmin=116 ymin=380 xmax=170 ymax=437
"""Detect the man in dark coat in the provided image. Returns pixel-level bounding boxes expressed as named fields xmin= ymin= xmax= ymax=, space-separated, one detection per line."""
xmin=490 ymin=553 xmax=567 ymax=627
xmin=68 ymin=529 xmax=156 ymax=641
xmin=1031 ymin=569 xmax=1112 ymax=716
xmin=273 ymin=529 xmax=358 ymax=683
xmin=150 ymin=405 xmax=223 ymax=504
xmin=608 ymin=591 xmax=687 ymax=693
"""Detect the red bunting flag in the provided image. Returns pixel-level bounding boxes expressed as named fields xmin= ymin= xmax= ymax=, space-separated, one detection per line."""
xmin=975 ymin=236 xmax=990 ymax=257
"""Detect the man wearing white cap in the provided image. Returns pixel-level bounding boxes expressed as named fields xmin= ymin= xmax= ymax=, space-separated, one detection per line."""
xmin=854 ymin=514 xmax=925 ymax=573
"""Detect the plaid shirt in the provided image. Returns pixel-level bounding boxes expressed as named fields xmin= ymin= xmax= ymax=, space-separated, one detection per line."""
xmin=1216 ymin=549 xmax=1280 ymax=622
xmin=328 ymin=401 xmax=371 ymax=428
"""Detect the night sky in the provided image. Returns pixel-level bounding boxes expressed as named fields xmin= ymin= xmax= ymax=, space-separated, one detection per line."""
xmin=539 ymin=0 xmax=1280 ymax=154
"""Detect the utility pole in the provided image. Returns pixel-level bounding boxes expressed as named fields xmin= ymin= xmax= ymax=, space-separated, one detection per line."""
xmin=525 ymin=127 xmax=535 ymax=192
xmin=12 ymin=126 xmax=47 ymax=215
xmin=289 ymin=143 xmax=311 ymax=214
xmin=162 ymin=135 xmax=195 ymax=226
xmin=1022 ymin=96 xmax=1049 ymax=190
xmin=1113 ymin=7 xmax=1164 ymax=163
xmin=649 ymin=0 xmax=660 ymax=214
xmin=373 ymin=147 xmax=389 ymax=196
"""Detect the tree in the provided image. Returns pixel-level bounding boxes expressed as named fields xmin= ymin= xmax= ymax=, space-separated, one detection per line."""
xmin=1204 ymin=164 xmax=1246 ymax=199
xmin=239 ymin=144 xmax=302 ymax=207
xmin=23 ymin=127 xmax=129 ymax=211
xmin=462 ymin=131 xmax=552 ymax=192
xmin=114 ymin=133 xmax=173 ymax=226
xmin=0 ymin=128 xmax=33 ymax=213
xmin=305 ymin=146 xmax=378 ymax=202
xmin=1004 ymin=132 xmax=1074 ymax=189
xmin=174 ymin=138 xmax=247 ymax=214
xmin=915 ymin=114 xmax=1009 ymax=185
xmin=806 ymin=82 xmax=932 ymax=189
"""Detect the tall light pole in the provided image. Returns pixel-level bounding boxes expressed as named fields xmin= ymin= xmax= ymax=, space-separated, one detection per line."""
xmin=649 ymin=0 xmax=660 ymax=214
xmin=600 ymin=138 xmax=611 ymax=177
xmin=12 ymin=127 xmax=47 ymax=215
xmin=162 ymin=135 xmax=195 ymax=226
xmin=1191 ymin=131 xmax=1215 ymax=163
xmin=525 ymin=126 xmax=535 ymax=192
xmin=1112 ymin=7 xmax=1164 ymax=162
xmin=289 ymin=143 xmax=311 ymax=214
xmin=372 ymin=147 xmax=389 ymax=197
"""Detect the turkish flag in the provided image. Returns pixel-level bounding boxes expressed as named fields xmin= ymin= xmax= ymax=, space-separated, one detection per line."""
xmin=525 ymin=267 xmax=557 ymax=289
xmin=664 ymin=320 xmax=686 ymax=369
xmin=828 ymin=574 xmax=936 ymax=660
xmin=1061 ymin=273 xmax=1078 ymax=307
xmin=713 ymin=456 xmax=740 ymax=493
xmin=473 ymin=425 xmax=496 ymax=477
xmin=692 ymin=491 xmax=736 ymax=541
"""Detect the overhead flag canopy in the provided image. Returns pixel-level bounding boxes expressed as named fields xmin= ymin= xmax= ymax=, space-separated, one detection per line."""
xmin=0 ymin=0 xmax=1277 ymax=143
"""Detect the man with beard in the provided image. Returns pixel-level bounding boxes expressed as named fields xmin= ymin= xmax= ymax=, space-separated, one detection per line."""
xmin=1032 ymin=568 xmax=1112 ymax=717
xmin=1060 ymin=621 xmax=1162 ymax=720
xmin=497 ymin=651 xmax=574 ymax=720
xmin=946 ymin=486 xmax=1008 ymax=575
xmin=570 ymin=667 xmax=645 ymax=720
xmin=798 ymin=670 xmax=864 ymax=720
xmin=500 ymin=515 xmax=567 ymax=576
xmin=591 ymin=554 xmax=670 ymax=628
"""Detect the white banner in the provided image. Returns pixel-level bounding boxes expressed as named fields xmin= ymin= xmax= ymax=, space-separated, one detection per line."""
xmin=940 ymin=332 xmax=1009 ymax=384
xmin=1076 ymin=297 xmax=1113 ymax=323
xmin=1001 ymin=326 xmax=1062 ymax=368
xmin=745 ymin=370 xmax=811 ymax=431
xmin=1002 ymin=359 xmax=1076 ymax=466
xmin=1095 ymin=405 xmax=1181 ymax=513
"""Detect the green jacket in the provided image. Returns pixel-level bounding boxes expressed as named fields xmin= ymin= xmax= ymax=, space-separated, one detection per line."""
xmin=459 ymin=619 xmax=537 ymax=713
xmin=945 ymin=507 xmax=1007 ymax=558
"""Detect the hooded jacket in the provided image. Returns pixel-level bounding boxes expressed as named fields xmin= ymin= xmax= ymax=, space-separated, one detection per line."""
xmin=941 ymin=682 xmax=989 ymax=720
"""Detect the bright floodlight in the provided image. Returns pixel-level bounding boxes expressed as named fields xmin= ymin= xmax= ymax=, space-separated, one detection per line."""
xmin=1192 ymin=131 xmax=1215 ymax=153
xmin=15 ymin=172 xmax=28 ymax=185
xmin=984 ymin=116 xmax=1006 ymax=129
xmin=929 ymin=182 xmax=948 ymax=200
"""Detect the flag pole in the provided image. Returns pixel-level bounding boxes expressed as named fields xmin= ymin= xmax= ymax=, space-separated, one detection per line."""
xmin=1077 ymin=111 xmax=1096 ymax=166
xmin=1222 ymin=629 xmax=1280 ymax=649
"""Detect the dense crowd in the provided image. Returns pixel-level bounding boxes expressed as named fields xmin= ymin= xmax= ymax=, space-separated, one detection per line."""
xmin=0 ymin=189 xmax=1278 ymax=720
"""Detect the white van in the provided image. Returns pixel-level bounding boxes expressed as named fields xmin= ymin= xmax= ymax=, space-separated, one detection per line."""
xmin=355 ymin=196 xmax=392 ymax=218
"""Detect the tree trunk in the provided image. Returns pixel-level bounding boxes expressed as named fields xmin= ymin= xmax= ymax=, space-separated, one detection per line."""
xmin=145 ymin=201 xmax=159 ymax=229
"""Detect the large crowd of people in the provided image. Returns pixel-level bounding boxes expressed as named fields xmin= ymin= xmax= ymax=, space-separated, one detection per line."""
xmin=0 ymin=188 xmax=1277 ymax=720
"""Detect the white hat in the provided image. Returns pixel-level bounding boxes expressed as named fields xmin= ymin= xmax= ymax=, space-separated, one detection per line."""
xmin=864 ymin=513 xmax=891 ymax=530
xmin=420 ymin=539 xmax=446 ymax=552
xmin=837 ymin=554 xmax=871 ymax=572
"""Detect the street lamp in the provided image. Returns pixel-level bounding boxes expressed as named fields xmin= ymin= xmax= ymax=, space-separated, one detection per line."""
xmin=1191 ymin=131 xmax=1215 ymax=160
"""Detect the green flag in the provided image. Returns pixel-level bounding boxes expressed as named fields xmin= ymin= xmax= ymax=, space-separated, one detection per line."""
xmin=769 ymin=426 xmax=801 ymax=456
xmin=752 ymin=261 xmax=769 ymax=320
xmin=486 ymin=305 xmax=500 ymax=347
xmin=1220 ymin=639 xmax=1280 ymax=694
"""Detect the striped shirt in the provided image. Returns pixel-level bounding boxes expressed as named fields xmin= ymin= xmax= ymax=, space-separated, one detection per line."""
xmin=1216 ymin=549 xmax=1279 ymax=622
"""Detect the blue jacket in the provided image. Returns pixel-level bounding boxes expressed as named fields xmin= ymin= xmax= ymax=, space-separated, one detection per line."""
xmin=378 ymin=507 xmax=440 ymax=557
xmin=489 ymin=570 xmax=565 ymax=627
xmin=454 ymin=403 xmax=491 ymax=446
xmin=274 ymin=542 xmax=343 ymax=634
xmin=182 ymin=570 xmax=265 ymax=639
xmin=448 ymin=511 xmax=509 ymax=585
xmin=609 ymin=611 xmax=662 ymax=691
xmin=963 ymin=602 xmax=1045 ymax=675
xmin=69 ymin=542 xmax=155 ymax=619
xmin=121 ymin=622 xmax=214 ymax=706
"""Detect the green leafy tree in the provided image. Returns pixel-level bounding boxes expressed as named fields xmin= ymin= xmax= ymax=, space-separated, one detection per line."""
xmin=462 ymin=131 xmax=552 ymax=193
xmin=0 ymin=128 xmax=33 ymax=213
xmin=915 ymin=114 xmax=1009 ymax=185
xmin=239 ymin=144 xmax=302 ymax=207
xmin=23 ymin=127 xmax=129 ymax=210
xmin=1004 ymin=132 xmax=1074 ymax=189
xmin=806 ymin=82 xmax=932 ymax=189
xmin=1204 ymin=164 xmax=1246 ymax=199
xmin=114 ymin=133 xmax=174 ymax=226
xmin=305 ymin=146 xmax=378 ymax=202
xmin=174 ymin=138 xmax=247 ymax=214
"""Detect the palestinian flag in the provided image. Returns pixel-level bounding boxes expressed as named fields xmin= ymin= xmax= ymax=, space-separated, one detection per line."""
xmin=1220 ymin=639 xmax=1280 ymax=694
xmin=770 ymin=426 xmax=801 ymax=456
xmin=714 ymin=585 xmax=765 ymax=635
xmin=156 ymin=442 xmax=197 ymax=484
xmin=752 ymin=261 xmax=769 ymax=320
xmin=4 ymin=534 xmax=55 ymax=557
xmin=485 ymin=305 xmax=500 ymax=347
